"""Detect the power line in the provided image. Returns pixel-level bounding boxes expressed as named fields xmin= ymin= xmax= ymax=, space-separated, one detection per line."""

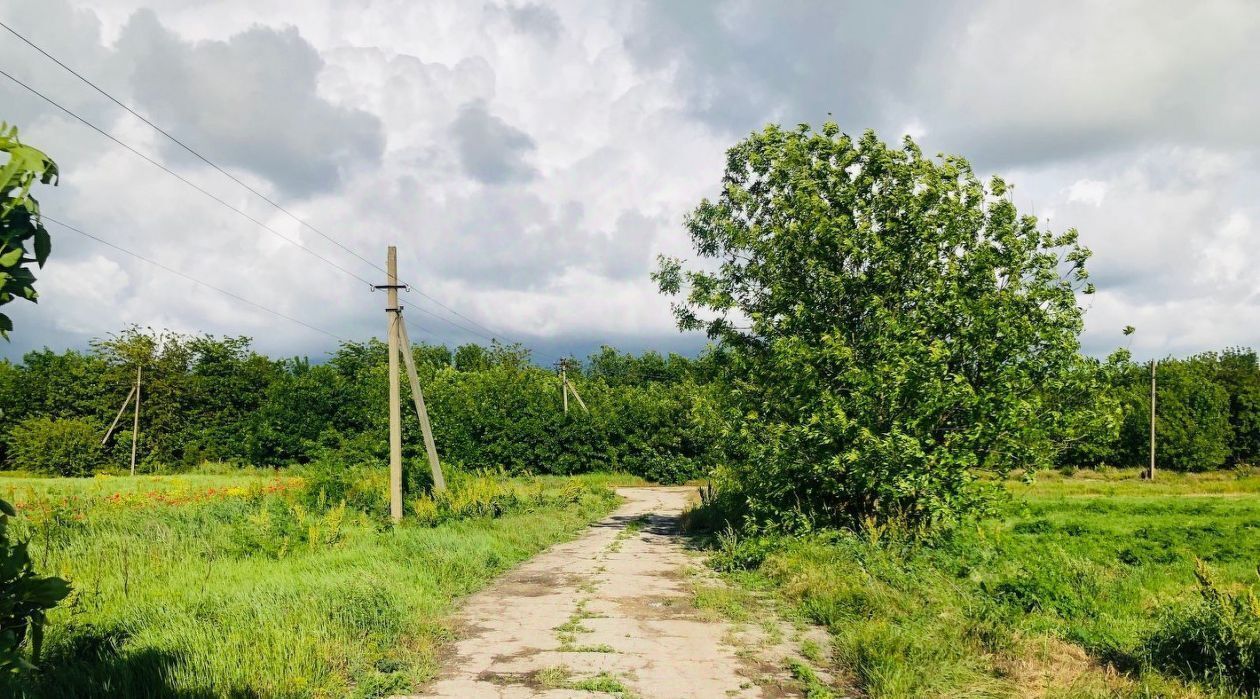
xmin=404 ymin=303 xmax=498 ymax=343
xmin=41 ymin=215 xmax=346 ymax=342
xmin=0 ymin=22 xmax=516 ymax=345
xmin=401 ymin=286 xmax=510 ymax=344
xmin=0 ymin=67 xmax=376 ymax=289
xmin=0 ymin=19 xmax=382 ymax=276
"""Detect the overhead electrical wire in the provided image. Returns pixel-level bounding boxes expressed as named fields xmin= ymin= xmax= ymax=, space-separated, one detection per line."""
xmin=0 ymin=68 xmax=377 ymax=289
xmin=0 ymin=20 xmax=516 ymax=345
xmin=41 ymin=215 xmax=346 ymax=341
xmin=0 ymin=19 xmax=381 ymax=275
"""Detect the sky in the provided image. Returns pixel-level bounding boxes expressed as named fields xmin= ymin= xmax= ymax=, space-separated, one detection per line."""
xmin=1 ymin=0 xmax=1257 ymax=364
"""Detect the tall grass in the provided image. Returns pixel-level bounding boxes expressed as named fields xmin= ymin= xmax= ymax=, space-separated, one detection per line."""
xmin=3 ymin=471 xmax=623 ymax=697
xmin=693 ymin=468 xmax=1260 ymax=697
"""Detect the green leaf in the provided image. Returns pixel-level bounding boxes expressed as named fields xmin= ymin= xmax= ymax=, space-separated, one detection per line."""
xmin=33 ymin=226 xmax=50 ymax=266
xmin=0 ymin=246 xmax=22 ymax=267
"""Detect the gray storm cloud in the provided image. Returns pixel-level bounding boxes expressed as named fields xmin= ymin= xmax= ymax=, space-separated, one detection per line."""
xmin=115 ymin=10 xmax=385 ymax=197
xmin=450 ymin=100 xmax=538 ymax=185
xmin=0 ymin=0 xmax=1256 ymax=364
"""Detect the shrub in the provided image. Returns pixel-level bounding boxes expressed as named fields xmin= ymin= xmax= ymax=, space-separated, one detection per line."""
xmin=6 ymin=416 xmax=104 ymax=476
xmin=407 ymin=474 xmax=611 ymax=527
xmin=1143 ymin=560 xmax=1260 ymax=693
xmin=296 ymin=457 xmax=388 ymax=517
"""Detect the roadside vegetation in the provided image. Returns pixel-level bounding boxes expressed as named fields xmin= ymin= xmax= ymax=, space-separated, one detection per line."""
xmin=690 ymin=468 xmax=1260 ymax=697
xmin=0 ymin=469 xmax=629 ymax=697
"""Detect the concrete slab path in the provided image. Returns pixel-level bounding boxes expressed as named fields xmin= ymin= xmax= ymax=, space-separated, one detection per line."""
xmin=409 ymin=487 xmax=818 ymax=698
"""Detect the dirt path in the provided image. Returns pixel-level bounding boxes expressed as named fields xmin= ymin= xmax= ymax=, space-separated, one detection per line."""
xmin=410 ymin=487 xmax=829 ymax=698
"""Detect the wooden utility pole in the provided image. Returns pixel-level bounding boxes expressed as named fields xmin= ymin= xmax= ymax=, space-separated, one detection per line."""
xmin=385 ymin=247 xmax=404 ymax=522
xmin=130 ymin=365 xmax=141 ymax=476
xmin=556 ymin=358 xmax=589 ymax=415
xmin=396 ymin=317 xmax=446 ymax=492
xmin=1148 ymin=359 xmax=1157 ymax=480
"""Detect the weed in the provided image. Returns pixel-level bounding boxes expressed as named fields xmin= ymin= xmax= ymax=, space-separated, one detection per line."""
xmin=789 ymin=659 xmax=836 ymax=699
xmin=1143 ymin=560 xmax=1260 ymax=694
xmin=534 ymin=665 xmax=571 ymax=688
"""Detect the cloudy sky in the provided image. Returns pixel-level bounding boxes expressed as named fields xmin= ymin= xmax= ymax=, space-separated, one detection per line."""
xmin=1 ymin=0 xmax=1257 ymax=363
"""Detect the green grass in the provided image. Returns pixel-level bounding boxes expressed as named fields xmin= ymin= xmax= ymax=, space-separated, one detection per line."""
xmin=534 ymin=666 xmax=634 ymax=696
xmin=0 ymin=468 xmax=293 ymax=504
xmin=701 ymin=467 xmax=1260 ymax=698
xmin=3 ymin=471 xmax=624 ymax=698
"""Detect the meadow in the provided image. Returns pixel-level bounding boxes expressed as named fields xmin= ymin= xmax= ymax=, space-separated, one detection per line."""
xmin=698 ymin=468 xmax=1260 ymax=698
xmin=0 ymin=469 xmax=635 ymax=698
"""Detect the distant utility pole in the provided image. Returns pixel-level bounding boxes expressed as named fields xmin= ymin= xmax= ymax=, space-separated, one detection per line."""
xmin=102 ymin=363 xmax=143 ymax=474
xmin=555 ymin=358 xmax=589 ymax=415
xmin=102 ymin=384 xmax=137 ymax=446
xmin=561 ymin=362 xmax=568 ymax=414
xmin=1148 ymin=359 xmax=1157 ymax=480
xmin=131 ymin=365 xmax=141 ymax=475
xmin=378 ymin=246 xmax=447 ymax=523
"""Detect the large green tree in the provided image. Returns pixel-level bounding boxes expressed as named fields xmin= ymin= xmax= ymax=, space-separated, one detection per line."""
xmin=656 ymin=123 xmax=1093 ymax=529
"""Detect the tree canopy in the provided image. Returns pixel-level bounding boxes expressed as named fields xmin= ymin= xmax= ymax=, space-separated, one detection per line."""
xmin=656 ymin=123 xmax=1094 ymax=529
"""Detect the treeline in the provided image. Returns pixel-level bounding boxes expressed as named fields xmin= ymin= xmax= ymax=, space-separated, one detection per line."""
xmin=0 ymin=327 xmax=725 ymax=484
xmin=2 ymin=325 xmax=1256 ymax=486
xmin=1062 ymin=348 xmax=1260 ymax=471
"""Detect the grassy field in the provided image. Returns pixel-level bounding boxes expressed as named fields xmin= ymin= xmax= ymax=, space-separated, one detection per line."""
xmin=700 ymin=468 xmax=1260 ymax=698
xmin=1 ymin=469 xmax=637 ymax=698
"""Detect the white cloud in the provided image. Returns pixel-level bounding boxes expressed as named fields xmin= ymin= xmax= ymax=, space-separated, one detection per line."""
xmin=1066 ymin=179 xmax=1108 ymax=207
xmin=0 ymin=0 xmax=1256 ymax=364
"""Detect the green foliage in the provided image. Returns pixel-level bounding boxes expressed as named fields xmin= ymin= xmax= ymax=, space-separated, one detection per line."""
xmin=6 ymin=416 xmax=104 ymax=477
xmin=1143 ymin=560 xmax=1260 ymax=694
xmin=692 ymin=469 xmax=1260 ymax=697
xmin=657 ymin=123 xmax=1092 ymax=530
xmin=407 ymin=473 xmax=616 ymax=526
xmin=0 ymin=496 xmax=70 ymax=674
xmin=0 ymin=124 xmax=58 ymax=339
xmin=1211 ymin=348 xmax=1260 ymax=466
xmin=297 ymin=457 xmax=388 ymax=516
xmin=1114 ymin=358 xmax=1233 ymax=470
xmin=0 ymin=472 xmax=620 ymax=696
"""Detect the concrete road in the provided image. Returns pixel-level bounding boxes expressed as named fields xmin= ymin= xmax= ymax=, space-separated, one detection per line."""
xmin=411 ymin=487 xmax=818 ymax=698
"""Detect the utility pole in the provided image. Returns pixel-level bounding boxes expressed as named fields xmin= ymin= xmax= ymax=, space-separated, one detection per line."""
xmin=1148 ymin=359 xmax=1156 ymax=480
xmin=130 ymin=364 xmax=141 ymax=476
xmin=555 ymin=358 xmax=589 ymax=415
xmin=385 ymin=247 xmax=404 ymax=522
